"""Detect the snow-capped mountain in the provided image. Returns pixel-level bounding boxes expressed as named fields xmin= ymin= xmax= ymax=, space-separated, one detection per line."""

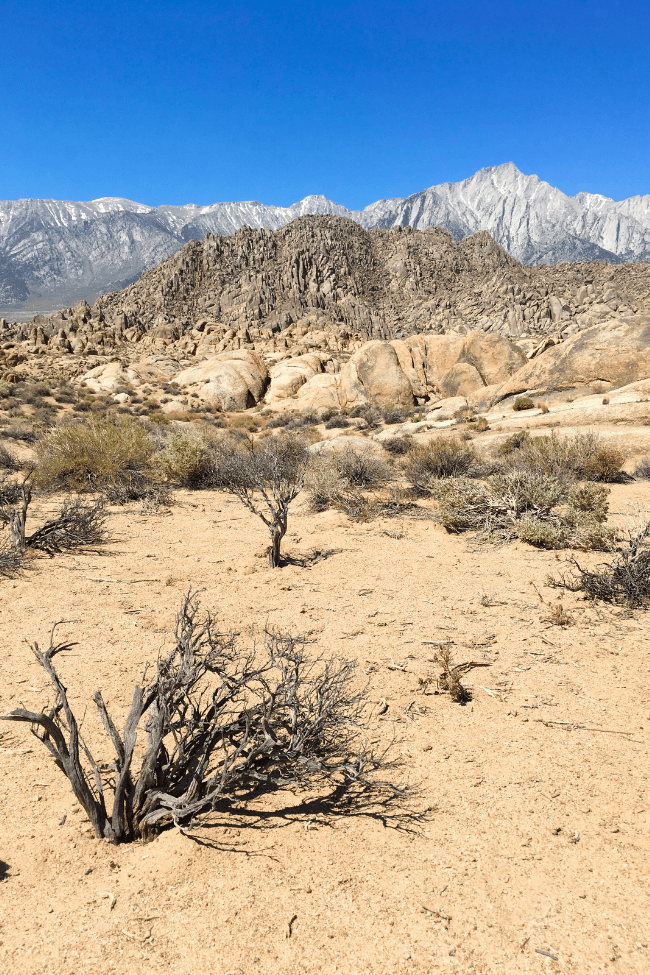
xmin=2 ymin=163 xmax=650 ymax=312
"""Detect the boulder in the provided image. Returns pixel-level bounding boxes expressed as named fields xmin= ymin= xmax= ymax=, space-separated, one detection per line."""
xmin=495 ymin=317 xmax=650 ymax=401
xmin=426 ymin=396 xmax=468 ymax=421
xmin=340 ymin=341 xmax=414 ymax=408
xmin=458 ymin=332 xmax=527 ymax=386
xmin=293 ymin=374 xmax=341 ymax=411
xmin=173 ymin=349 xmax=268 ymax=411
xmin=266 ymin=353 xmax=325 ymax=404
xmin=437 ymin=362 xmax=484 ymax=398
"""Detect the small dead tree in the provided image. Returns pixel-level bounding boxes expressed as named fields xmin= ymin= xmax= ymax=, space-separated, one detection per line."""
xmin=1 ymin=592 xmax=403 ymax=841
xmin=211 ymin=433 xmax=310 ymax=567
xmin=0 ymin=479 xmax=105 ymax=560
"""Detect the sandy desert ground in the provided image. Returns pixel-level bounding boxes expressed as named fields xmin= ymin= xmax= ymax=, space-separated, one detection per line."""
xmin=1 ymin=464 xmax=649 ymax=975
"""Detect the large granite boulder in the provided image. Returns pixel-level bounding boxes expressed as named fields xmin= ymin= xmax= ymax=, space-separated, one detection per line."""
xmin=173 ymin=350 xmax=268 ymax=410
xmin=495 ymin=317 xmax=650 ymax=401
xmin=266 ymin=353 xmax=327 ymax=404
xmin=340 ymin=341 xmax=414 ymax=408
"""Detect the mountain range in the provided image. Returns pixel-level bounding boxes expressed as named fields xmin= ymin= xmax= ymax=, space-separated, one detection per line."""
xmin=2 ymin=162 xmax=650 ymax=315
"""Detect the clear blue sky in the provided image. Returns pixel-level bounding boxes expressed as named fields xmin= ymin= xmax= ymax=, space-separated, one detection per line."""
xmin=1 ymin=0 xmax=649 ymax=207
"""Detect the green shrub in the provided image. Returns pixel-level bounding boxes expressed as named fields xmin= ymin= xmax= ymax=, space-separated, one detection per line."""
xmin=155 ymin=430 xmax=213 ymax=488
xmin=403 ymin=437 xmax=479 ymax=488
xmin=432 ymin=469 xmax=615 ymax=550
xmin=35 ymin=414 xmax=155 ymax=492
xmin=513 ymin=396 xmax=535 ymax=411
xmin=502 ymin=431 xmax=624 ymax=483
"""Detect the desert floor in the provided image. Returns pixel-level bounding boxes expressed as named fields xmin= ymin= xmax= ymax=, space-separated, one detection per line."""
xmin=1 ymin=479 xmax=649 ymax=975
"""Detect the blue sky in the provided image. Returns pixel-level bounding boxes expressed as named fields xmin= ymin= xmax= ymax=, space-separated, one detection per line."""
xmin=1 ymin=0 xmax=649 ymax=207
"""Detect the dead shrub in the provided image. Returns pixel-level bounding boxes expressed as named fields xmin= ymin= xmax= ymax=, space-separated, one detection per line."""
xmin=403 ymin=437 xmax=480 ymax=488
xmin=324 ymin=415 xmax=351 ymax=429
xmin=210 ymin=432 xmax=310 ymax=566
xmin=551 ymin=520 xmax=650 ymax=607
xmin=0 ymin=445 xmax=21 ymax=471
xmin=1 ymin=592 xmax=404 ymax=841
xmin=634 ymin=456 xmax=650 ymax=479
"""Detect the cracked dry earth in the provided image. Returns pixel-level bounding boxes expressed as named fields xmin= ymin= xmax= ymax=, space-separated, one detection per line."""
xmin=0 ymin=485 xmax=649 ymax=975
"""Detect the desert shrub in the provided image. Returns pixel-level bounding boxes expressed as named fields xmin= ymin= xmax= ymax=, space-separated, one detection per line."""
xmin=433 ymin=470 xmax=616 ymax=550
xmin=229 ymin=415 xmax=259 ymax=432
xmin=25 ymin=498 xmax=106 ymax=553
xmin=0 ymin=592 xmax=404 ymax=841
xmin=349 ymin=404 xmax=382 ymax=429
xmin=35 ymin=414 xmax=155 ymax=492
xmin=383 ymin=435 xmax=414 ymax=456
xmin=537 ymin=402 xmax=550 ymax=414
xmin=0 ymin=445 xmax=21 ymax=471
xmin=634 ymin=456 xmax=650 ymax=479
xmin=513 ymin=396 xmax=535 ymax=411
xmin=265 ymin=413 xmax=292 ymax=429
xmin=333 ymin=447 xmax=393 ymax=488
xmin=551 ymin=520 xmax=650 ymax=606
xmin=72 ymin=400 xmax=92 ymax=412
xmin=474 ymin=417 xmax=489 ymax=432
xmin=501 ymin=431 xmax=625 ymax=483
xmin=499 ymin=431 xmax=531 ymax=455
xmin=325 ymin=415 xmax=351 ymax=429
xmin=155 ymin=430 xmax=212 ymax=488
xmin=403 ymin=437 xmax=480 ymax=488
xmin=0 ymin=382 xmax=12 ymax=399
xmin=3 ymin=424 xmax=37 ymax=443
xmin=285 ymin=412 xmax=320 ymax=430
xmin=305 ymin=457 xmax=347 ymax=512
xmin=210 ymin=432 xmax=310 ymax=566
xmin=382 ymin=404 xmax=410 ymax=425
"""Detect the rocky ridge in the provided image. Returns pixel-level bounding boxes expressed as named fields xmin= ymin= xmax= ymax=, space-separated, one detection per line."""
xmin=3 ymin=163 xmax=650 ymax=312
xmin=1 ymin=216 xmax=650 ymax=419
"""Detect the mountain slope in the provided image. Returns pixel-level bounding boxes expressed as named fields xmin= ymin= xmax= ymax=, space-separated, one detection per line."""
xmin=2 ymin=164 xmax=650 ymax=312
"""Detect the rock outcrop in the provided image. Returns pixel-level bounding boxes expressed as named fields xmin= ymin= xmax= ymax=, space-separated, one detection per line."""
xmin=173 ymin=350 xmax=269 ymax=411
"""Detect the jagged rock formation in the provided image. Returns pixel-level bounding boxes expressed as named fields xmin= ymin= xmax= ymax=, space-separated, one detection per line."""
xmin=3 ymin=163 xmax=650 ymax=312
xmin=1 ymin=216 xmax=650 ymax=416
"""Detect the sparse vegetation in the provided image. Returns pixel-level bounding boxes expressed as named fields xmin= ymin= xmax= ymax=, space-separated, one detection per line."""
xmin=333 ymin=447 xmax=393 ymax=488
xmin=34 ymin=414 xmax=156 ymax=493
xmin=513 ymin=396 xmax=535 ymax=411
xmin=551 ymin=519 xmax=650 ymax=607
xmin=499 ymin=430 xmax=625 ymax=483
xmin=403 ymin=436 xmax=480 ymax=488
xmin=211 ymin=432 xmax=310 ymax=566
xmin=0 ymin=592 xmax=403 ymax=841
xmin=382 ymin=435 xmax=414 ymax=456
xmin=155 ymin=429 xmax=213 ymax=488
xmin=325 ymin=414 xmax=351 ymax=429
xmin=433 ymin=469 xmax=616 ymax=550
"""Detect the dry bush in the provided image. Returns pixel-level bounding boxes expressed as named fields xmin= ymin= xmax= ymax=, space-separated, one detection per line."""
xmin=403 ymin=436 xmax=480 ymax=489
xmin=422 ymin=646 xmax=490 ymax=703
xmin=433 ymin=470 xmax=616 ymax=550
xmin=382 ymin=435 xmax=414 ymax=456
xmin=551 ymin=520 xmax=650 ymax=607
xmin=211 ymin=433 xmax=310 ymax=566
xmin=348 ymin=404 xmax=382 ymax=429
xmin=333 ymin=447 xmax=393 ymax=488
xmin=25 ymin=498 xmax=106 ymax=554
xmin=474 ymin=417 xmax=489 ymax=432
xmin=513 ymin=396 xmax=535 ymax=411
xmin=0 ymin=445 xmax=21 ymax=471
xmin=35 ymin=415 xmax=155 ymax=493
xmin=382 ymin=403 xmax=410 ymax=425
xmin=324 ymin=415 xmax=351 ymax=430
xmin=634 ymin=456 xmax=650 ymax=480
xmin=1 ymin=592 xmax=404 ymax=841
xmin=154 ymin=429 xmax=212 ymax=488
xmin=500 ymin=431 xmax=625 ymax=483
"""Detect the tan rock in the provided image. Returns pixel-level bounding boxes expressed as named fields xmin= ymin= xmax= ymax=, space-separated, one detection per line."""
xmin=266 ymin=353 xmax=325 ymax=404
xmin=437 ymin=362 xmax=484 ymax=398
xmin=293 ymin=374 xmax=341 ymax=411
xmin=173 ymin=349 xmax=268 ymax=411
xmin=426 ymin=395 xmax=467 ymax=421
xmin=495 ymin=317 xmax=650 ymax=401
xmin=345 ymin=341 xmax=414 ymax=407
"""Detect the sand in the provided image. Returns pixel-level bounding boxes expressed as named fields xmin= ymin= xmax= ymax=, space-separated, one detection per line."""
xmin=1 ymin=484 xmax=649 ymax=974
